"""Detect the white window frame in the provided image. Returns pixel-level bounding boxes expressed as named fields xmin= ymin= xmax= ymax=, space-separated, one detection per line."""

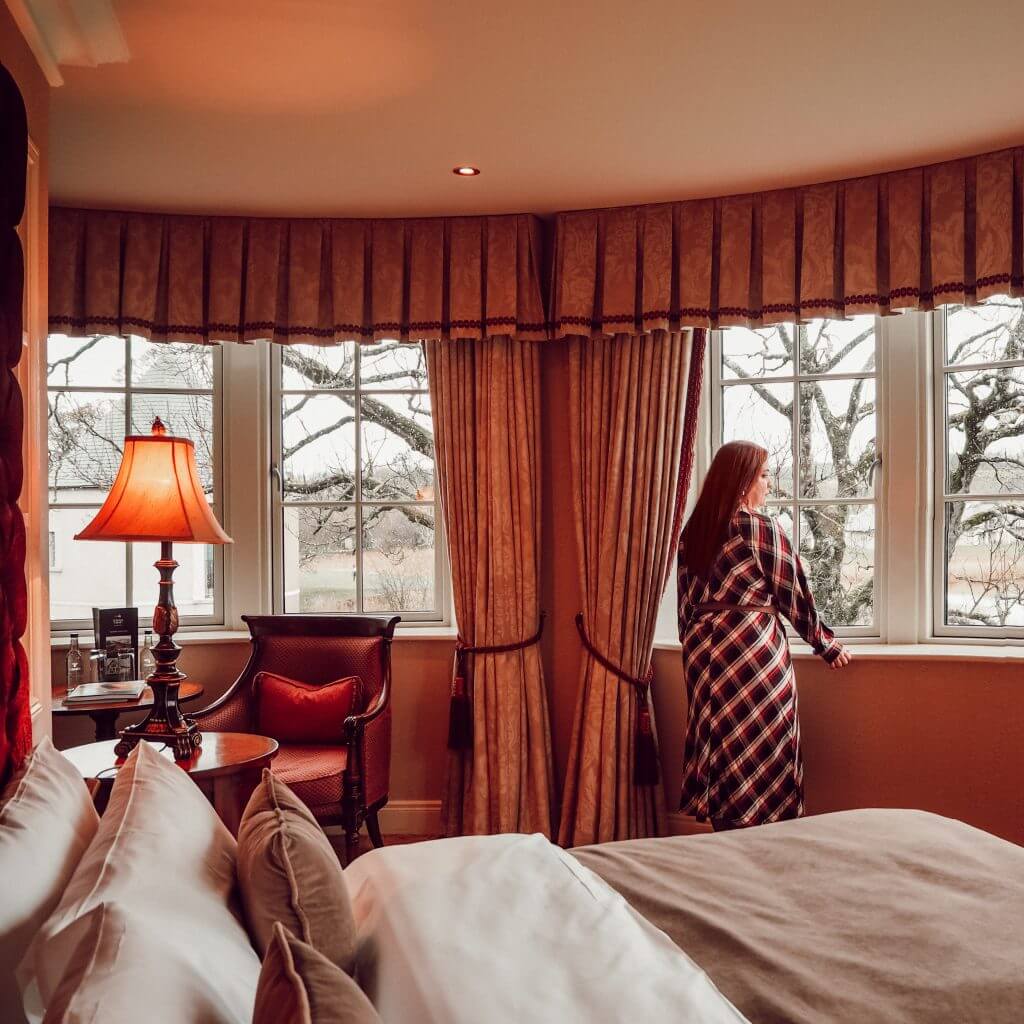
xmin=709 ymin=317 xmax=886 ymax=638
xmin=657 ymin=311 xmax=939 ymax=648
xmin=47 ymin=336 xmax=226 ymax=633
xmin=931 ymin=304 xmax=1024 ymax=639
xmin=269 ymin=343 xmax=450 ymax=624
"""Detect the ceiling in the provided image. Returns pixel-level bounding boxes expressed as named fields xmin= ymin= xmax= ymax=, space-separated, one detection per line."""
xmin=45 ymin=0 xmax=1024 ymax=218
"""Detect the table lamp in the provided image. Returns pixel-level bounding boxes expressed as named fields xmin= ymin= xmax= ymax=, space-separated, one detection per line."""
xmin=75 ymin=418 xmax=232 ymax=759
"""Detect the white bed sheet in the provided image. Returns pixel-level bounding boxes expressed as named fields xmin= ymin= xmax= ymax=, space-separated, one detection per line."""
xmin=343 ymin=832 xmax=748 ymax=1024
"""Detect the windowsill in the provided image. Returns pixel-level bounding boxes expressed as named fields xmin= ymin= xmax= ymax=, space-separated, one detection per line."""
xmin=50 ymin=624 xmax=459 ymax=649
xmin=653 ymin=638 xmax=1024 ymax=662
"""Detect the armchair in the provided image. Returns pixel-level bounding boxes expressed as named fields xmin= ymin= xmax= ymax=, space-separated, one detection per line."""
xmin=194 ymin=614 xmax=399 ymax=862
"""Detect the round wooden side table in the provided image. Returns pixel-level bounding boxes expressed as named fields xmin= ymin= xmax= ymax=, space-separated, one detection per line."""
xmin=51 ymin=681 xmax=205 ymax=742
xmin=61 ymin=732 xmax=278 ymax=835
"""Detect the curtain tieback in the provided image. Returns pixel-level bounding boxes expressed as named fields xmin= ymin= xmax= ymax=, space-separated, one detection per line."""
xmin=573 ymin=613 xmax=659 ymax=787
xmin=447 ymin=614 xmax=546 ymax=750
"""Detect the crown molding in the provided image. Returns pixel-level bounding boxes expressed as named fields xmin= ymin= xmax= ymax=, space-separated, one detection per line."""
xmin=4 ymin=0 xmax=128 ymax=87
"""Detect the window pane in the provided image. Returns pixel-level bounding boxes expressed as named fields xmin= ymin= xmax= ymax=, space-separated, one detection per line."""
xmin=282 ymin=394 xmax=356 ymax=501
xmin=362 ymin=505 xmax=435 ymax=612
xmin=48 ymin=507 xmax=126 ymax=620
xmin=945 ymin=298 xmax=1024 ymax=366
xmin=766 ymin=505 xmax=795 ymax=542
xmin=721 ymin=382 xmax=794 ymax=497
xmin=48 ymin=391 xmax=125 ymax=496
xmin=359 ymin=341 xmax=427 ymax=390
xmin=281 ymin=343 xmax=357 ymax=391
xmin=132 ymin=393 xmax=215 ymax=493
xmin=47 ymin=335 xmax=125 ymax=387
xmin=132 ymin=542 xmax=215 ymax=620
xmin=798 ymin=504 xmax=874 ymax=627
xmin=130 ymin=339 xmax=214 ymax=390
xmin=721 ymin=326 xmax=794 ymax=379
xmin=799 ymin=317 xmax=875 ymax=376
xmin=945 ymin=367 xmax=1024 ymax=495
xmin=945 ymin=500 xmax=1024 ymax=627
xmin=282 ymin=506 xmax=357 ymax=613
xmin=799 ymin=379 xmax=876 ymax=499
xmin=360 ymin=393 xmax=434 ymax=501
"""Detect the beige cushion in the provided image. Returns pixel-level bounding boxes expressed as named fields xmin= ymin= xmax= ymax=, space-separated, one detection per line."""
xmin=0 ymin=737 xmax=98 ymax=1024
xmin=237 ymin=769 xmax=357 ymax=972
xmin=254 ymin=923 xmax=381 ymax=1024
xmin=19 ymin=741 xmax=260 ymax=1024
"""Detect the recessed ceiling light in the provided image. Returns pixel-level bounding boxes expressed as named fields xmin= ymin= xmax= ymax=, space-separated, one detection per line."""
xmin=452 ymin=166 xmax=480 ymax=176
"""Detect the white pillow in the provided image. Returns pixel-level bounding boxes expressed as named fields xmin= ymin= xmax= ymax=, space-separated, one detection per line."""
xmin=0 ymin=736 xmax=98 ymax=1024
xmin=19 ymin=740 xmax=260 ymax=1024
xmin=344 ymin=833 xmax=747 ymax=1024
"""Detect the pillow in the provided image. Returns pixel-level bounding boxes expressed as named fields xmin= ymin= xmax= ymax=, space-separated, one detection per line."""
xmin=19 ymin=741 xmax=260 ymax=1024
xmin=237 ymin=769 xmax=357 ymax=972
xmin=40 ymin=903 xmax=260 ymax=1024
xmin=253 ymin=923 xmax=381 ymax=1024
xmin=343 ymin=833 xmax=746 ymax=1023
xmin=255 ymin=672 xmax=362 ymax=744
xmin=0 ymin=737 xmax=98 ymax=1024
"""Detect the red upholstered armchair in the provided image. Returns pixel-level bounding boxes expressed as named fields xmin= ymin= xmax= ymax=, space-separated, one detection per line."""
xmin=194 ymin=614 xmax=399 ymax=861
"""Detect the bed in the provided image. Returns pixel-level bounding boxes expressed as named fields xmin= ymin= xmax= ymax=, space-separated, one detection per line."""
xmin=346 ymin=808 xmax=1024 ymax=1023
xmin=573 ymin=809 xmax=1024 ymax=1024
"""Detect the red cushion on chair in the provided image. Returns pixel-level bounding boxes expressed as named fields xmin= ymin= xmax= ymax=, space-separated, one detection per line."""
xmin=254 ymin=672 xmax=362 ymax=745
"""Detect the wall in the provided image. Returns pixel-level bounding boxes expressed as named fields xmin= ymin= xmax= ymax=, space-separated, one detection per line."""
xmin=652 ymin=648 xmax=1024 ymax=846
xmin=2 ymin=5 xmax=50 ymax=740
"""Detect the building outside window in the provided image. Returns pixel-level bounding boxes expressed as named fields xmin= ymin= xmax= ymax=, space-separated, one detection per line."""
xmin=46 ymin=335 xmax=221 ymax=628
xmin=271 ymin=341 xmax=445 ymax=621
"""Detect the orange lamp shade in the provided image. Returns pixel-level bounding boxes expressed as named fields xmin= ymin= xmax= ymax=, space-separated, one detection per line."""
xmin=75 ymin=419 xmax=232 ymax=545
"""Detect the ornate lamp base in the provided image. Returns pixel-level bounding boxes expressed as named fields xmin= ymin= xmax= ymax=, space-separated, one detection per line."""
xmin=115 ymin=540 xmax=203 ymax=762
xmin=115 ymin=679 xmax=202 ymax=761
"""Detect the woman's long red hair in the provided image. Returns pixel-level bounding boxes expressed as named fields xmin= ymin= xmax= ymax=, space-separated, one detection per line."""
xmin=680 ymin=441 xmax=768 ymax=579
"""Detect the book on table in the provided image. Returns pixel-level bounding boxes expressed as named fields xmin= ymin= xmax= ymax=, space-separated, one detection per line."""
xmin=65 ymin=680 xmax=147 ymax=703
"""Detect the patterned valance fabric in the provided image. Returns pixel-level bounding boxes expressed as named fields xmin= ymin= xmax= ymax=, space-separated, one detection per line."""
xmin=551 ymin=146 xmax=1024 ymax=338
xmin=48 ymin=208 xmax=548 ymax=344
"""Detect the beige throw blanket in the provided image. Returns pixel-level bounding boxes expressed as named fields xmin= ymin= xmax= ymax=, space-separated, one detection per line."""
xmin=572 ymin=809 xmax=1024 ymax=1024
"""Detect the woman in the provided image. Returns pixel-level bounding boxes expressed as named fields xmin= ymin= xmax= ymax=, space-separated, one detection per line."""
xmin=678 ymin=441 xmax=851 ymax=831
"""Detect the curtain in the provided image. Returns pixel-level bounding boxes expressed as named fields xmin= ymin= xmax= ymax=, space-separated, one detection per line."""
xmin=558 ymin=330 xmax=704 ymax=846
xmin=0 ymin=65 xmax=31 ymax=786
xmin=48 ymin=208 xmax=548 ymax=345
xmin=551 ymin=146 xmax=1024 ymax=337
xmin=426 ymin=337 xmax=554 ymax=837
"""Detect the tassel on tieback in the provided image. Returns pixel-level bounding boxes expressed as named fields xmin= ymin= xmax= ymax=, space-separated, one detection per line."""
xmin=447 ymin=672 xmax=473 ymax=750
xmin=634 ymin=702 xmax=660 ymax=786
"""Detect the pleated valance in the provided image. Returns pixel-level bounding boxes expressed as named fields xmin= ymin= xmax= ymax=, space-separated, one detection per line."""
xmin=48 ymin=207 xmax=549 ymax=344
xmin=49 ymin=144 xmax=1024 ymax=345
xmin=551 ymin=145 xmax=1024 ymax=338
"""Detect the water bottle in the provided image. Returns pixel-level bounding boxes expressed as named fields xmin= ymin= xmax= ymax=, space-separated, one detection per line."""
xmin=141 ymin=629 xmax=157 ymax=678
xmin=66 ymin=633 xmax=84 ymax=690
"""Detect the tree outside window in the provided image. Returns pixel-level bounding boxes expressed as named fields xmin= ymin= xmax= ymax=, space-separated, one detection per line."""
xmin=715 ymin=316 xmax=878 ymax=630
xmin=275 ymin=342 xmax=442 ymax=618
xmin=46 ymin=335 xmax=220 ymax=626
xmin=940 ymin=297 xmax=1024 ymax=630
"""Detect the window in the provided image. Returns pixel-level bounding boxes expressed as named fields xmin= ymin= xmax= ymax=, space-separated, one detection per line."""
xmin=46 ymin=335 xmax=222 ymax=628
xmin=712 ymin=317 xmax=880 ymax=634
xmin=935 ymin=298 xmax=1024 ymax=635
xmin=271 ymin=342 xmax=445 ymax=621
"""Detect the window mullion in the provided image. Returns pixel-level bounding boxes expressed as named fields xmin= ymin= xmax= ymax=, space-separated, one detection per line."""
xmin=354 ymin=345 xmax=364 ymax=615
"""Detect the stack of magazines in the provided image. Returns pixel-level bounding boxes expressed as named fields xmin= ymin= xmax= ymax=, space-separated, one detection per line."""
xmin=65 ymin=680 xmax=146 ymax=703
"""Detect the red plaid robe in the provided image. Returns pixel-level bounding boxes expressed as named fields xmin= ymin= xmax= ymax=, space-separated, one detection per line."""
xmin=678 ymin=509 xmax=841 ymax=825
